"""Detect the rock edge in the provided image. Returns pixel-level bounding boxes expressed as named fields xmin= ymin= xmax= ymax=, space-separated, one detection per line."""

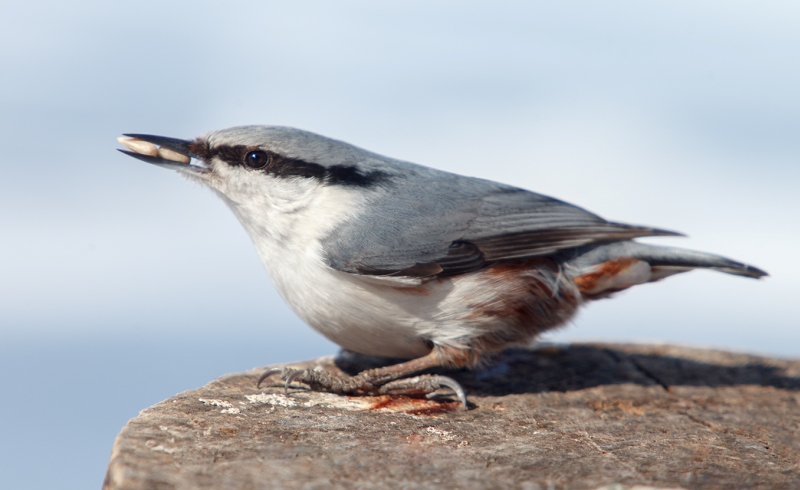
xmin=104 ymin=343 xmax=800 ymax=490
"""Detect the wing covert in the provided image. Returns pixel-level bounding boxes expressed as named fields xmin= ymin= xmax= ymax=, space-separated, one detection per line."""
xmin=321 ymin=171 xmax=680 ymax=278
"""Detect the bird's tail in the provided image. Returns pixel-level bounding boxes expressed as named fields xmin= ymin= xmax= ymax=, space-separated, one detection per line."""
xmin=561 ymin=241 xmax=767 ymax=299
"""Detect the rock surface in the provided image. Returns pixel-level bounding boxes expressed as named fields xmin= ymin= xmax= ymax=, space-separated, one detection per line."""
xmin=104 ymin=343 xmax=800 ymax=490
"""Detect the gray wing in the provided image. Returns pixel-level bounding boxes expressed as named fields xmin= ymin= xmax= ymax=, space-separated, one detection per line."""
xmin=322 ymin=168 xmax=679 ymax=278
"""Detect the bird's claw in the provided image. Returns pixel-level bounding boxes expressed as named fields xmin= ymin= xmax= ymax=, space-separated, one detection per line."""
xmin=256 ymin=367 xmax=285 ymax=388
xmin=283 ymin=369 xmax=304 ymax=393
xmin=256 ymin=368 xmax=468 ymax=410
xmin=257 ymin=367 xmax=310 ymax=393
xmin=381 ymin=375 xmax=468 ymax=411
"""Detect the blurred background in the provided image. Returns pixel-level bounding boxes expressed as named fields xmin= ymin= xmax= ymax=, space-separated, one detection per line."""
xmin=1 ymin=1 xmax=798 ymax=488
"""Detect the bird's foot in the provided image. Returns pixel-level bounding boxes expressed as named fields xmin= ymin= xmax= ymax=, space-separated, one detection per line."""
xmin=257 ymin=367 xmax=467 ymax=410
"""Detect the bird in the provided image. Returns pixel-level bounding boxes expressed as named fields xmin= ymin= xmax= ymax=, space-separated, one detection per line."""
xmin=118 ymin=126 xmax=767 ymax=409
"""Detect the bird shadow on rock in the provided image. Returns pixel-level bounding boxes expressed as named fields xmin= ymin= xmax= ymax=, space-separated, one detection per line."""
xmin=333 ymin=344 xmax=800 ymax=397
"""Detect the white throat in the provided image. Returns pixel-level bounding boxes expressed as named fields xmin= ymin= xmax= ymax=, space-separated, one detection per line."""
xmin=210 ymin=166 xmax=368 ymax=307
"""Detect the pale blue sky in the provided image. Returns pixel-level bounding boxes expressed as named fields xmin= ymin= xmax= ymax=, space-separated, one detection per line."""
xmin=1 ymin=2 xmax=799 ymax=488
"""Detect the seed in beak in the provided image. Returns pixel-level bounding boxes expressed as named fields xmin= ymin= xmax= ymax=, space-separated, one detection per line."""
xmin=156 ymin=147 xmax=191 ymax=164
xmin=117 ymin=136 xmax=158 ymax=156
xmin=116 ymin=136 xmax=191 ymax=164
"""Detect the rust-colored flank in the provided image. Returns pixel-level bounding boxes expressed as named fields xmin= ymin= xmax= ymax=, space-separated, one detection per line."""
xmin=573 ymin=257 xmax=641 ymax=294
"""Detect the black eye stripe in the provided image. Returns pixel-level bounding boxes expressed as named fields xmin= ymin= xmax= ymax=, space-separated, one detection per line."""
xmin=207 ymin=144 xmax=389 ymax=187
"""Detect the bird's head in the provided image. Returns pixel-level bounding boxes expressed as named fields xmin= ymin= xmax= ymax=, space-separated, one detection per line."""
xmin=118 ymin=126 xmax=392 ymax=241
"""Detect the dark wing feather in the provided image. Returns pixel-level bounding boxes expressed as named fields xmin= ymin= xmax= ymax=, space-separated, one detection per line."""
xmin=464 ymin=189 xmax=678 ymax=261
xmin=322 ymin=173 xmax=680 ymax=278
xmin=472 ymin=225 xmax=678 ymax=261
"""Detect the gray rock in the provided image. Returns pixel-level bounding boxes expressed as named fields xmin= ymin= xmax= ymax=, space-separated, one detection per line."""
xmin=103 ymin=343 xmax=800 ymax=489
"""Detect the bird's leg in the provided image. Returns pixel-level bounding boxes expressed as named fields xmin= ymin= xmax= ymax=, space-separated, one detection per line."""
xmin=257 ymin=346 xmax=474 ymax=409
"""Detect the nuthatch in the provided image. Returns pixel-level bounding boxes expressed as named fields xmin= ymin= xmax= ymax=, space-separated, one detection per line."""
xmin=118 ymin=126 xmax=766 ymax=409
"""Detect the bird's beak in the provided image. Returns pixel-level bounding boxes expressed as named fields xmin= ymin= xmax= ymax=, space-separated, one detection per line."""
xmin=117 ymin=134 xmax=210 ymax=175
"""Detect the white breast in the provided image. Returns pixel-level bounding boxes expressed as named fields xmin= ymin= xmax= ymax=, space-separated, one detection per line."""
xmin=217 ymin=179 xmax=441 ymax=357
xmin=215 ymin=171 xmax=574 ymax=359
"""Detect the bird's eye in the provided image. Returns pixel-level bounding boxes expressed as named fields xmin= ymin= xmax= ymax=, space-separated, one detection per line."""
xmin=244 ymin=150 xmax=269 ymax=169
